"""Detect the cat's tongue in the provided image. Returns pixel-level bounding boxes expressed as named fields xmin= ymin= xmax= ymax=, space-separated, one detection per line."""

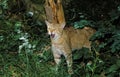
xmin=51 ymin=34 xmax=55 ymax=38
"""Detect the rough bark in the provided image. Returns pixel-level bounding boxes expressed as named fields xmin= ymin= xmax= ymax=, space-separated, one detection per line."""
xmin=45 ymin=0 xmax=66 ymax=25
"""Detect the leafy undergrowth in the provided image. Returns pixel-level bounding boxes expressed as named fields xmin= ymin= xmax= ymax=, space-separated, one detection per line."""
xmin=0 ymin=17 xmax=120 ymax=77
xmin=0 ymin=48 xmax=79 ymax=77
xmin=0 ymin=0 xmax=120 ymax=77
xmin=0 ymin=51 xmax=69 ymax=77
xmin=0 ymin=47 xmax=120 ymax=77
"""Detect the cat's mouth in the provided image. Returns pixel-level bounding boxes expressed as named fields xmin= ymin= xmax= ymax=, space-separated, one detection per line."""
xmin=50 ymin=34 xmax=55 ymax=38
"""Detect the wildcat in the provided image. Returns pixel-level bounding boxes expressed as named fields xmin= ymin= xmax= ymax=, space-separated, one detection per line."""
xmin=45 ymin=20 xmax=96 ymax=74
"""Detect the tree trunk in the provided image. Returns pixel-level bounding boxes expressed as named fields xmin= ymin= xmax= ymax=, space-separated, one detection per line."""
xmin=44 ymin=0 xmax=66 ymax=25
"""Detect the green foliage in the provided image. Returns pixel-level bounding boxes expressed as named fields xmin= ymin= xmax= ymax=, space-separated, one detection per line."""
xmin=74 ymin=20 xmax=95 ymax=29
xmin=0 ymin=20 xmax=20 ymax=52
xmin=67 ymin=1 xmax=120 ymax=76
xmin=0 ymin=0 xmax=120 ymax=77
xmin=0 ymin=0 xmax=8 ymax=10
xmin=110 ymin=32 xmax=120 ymax=52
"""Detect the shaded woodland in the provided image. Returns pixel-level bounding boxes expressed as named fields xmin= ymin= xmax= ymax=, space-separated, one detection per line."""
xmin=0 ymin=0 xmax=120 ymax=77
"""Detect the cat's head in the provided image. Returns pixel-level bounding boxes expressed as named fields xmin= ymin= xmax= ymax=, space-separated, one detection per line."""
xmin=45 ymin=21 xmax=66 ymax=39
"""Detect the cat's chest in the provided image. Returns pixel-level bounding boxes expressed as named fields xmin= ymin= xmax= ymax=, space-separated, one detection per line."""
xmin=52 ymin=44 xmax=66 ymax=55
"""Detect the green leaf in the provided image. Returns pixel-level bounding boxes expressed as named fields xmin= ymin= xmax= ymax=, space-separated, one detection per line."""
xmin=74 ymin=20 xmax=92 ymax=29
xmin=106 ymin=64 xmax=119 ymax=74
xmin=15 ymin=21 xmax=22 ymax=27
xmin=116 ymin=60 xmax=120 ymax=67
xmin=117 ymin=5 xmax=120 ymax=11
xmin=73 ymin=50 xmax=83 ymax=60
xmin=93 ymin=74 xmax=100 ymax=77
xmin=86 ymin=73 xmax=90 ymax=77
xmin=0 ymin=0 xmax=9 ymax=9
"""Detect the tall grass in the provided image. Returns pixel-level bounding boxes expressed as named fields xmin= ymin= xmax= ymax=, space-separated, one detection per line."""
xmin=0 ymin=50 xmax=71 ymax=77
xmin=0 ymin=45 xmax=104 ymax=77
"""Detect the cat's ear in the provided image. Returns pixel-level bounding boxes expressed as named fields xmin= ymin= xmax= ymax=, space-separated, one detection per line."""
xmin=45 ymin=20 xmax=51 ymax=27
xmin=60 ymin=22 xmax=66 ymax=29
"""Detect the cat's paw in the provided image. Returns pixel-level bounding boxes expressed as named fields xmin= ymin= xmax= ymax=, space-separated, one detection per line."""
xmin=68 ymin=69 xmax=74 ymax=75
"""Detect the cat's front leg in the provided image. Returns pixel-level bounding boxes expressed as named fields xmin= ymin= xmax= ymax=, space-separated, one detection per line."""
xmin=53 ymin=52 xmax=61 ymax=72
xmin=52 ymin=45 xmax=62 ymax=73
xmin=64 ymin=52 xmax=73 ymax=74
